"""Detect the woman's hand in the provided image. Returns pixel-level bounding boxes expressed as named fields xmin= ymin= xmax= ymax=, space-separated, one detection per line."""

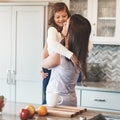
xmin=40 ymin=70 xmax=48 ymax=79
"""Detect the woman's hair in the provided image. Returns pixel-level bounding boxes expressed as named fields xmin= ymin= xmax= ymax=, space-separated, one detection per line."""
xmin=48 ymin=2 xmax=71 ymax=32
xmin=67 ymin=14 xmax=91 ymax=80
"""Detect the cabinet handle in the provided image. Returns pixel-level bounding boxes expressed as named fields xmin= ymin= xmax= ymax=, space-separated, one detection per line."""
xmin=7 ymin=70 xmax=11 ymax=84
xmin=93 ymin=23 xmax=96 ymax=36
xmin=94 ymin=99 xmax=106 ymax=102
xmin=11 ymin=70 xmax=16 ymax=85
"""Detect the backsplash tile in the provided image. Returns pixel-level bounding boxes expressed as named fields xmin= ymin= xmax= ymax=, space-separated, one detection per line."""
xmin=88 ymin=45 xmax=120 ymax=82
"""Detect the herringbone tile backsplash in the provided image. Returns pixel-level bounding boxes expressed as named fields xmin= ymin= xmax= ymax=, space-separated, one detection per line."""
xmin=88 ymin=45 xmax=120 ymax=82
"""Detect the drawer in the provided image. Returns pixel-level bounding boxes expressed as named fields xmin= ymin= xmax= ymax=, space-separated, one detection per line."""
xmin=81 ymin=90 xmax=120 ymax=111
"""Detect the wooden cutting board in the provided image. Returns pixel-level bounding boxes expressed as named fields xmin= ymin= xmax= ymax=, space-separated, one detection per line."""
xmin=45 ymin=105 xmax=87 ymax=118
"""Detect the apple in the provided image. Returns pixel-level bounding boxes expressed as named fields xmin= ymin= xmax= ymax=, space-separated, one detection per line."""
xmin=25 ymin=104 xmax=35 ymax=118
xmin=37 ymin=106 xmax=47 ymax=116
xmin=0 ymin=96 xmax=5 ymax=112
xmin=0 ymin=100 xmax=4 ymax=107
xmin=20 ymin=109 xmax=29 ymax=120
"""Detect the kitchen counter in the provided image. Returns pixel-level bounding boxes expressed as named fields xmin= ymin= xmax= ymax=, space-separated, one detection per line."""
xmin=76 ymin=81 xmax=120 ymax=92
xmin=1 ymin=102 xmax=120 ymax=120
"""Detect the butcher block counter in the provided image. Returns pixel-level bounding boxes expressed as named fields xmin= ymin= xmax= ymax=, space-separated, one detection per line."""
xmin=0 ymin=102 xmax=120 ymax=120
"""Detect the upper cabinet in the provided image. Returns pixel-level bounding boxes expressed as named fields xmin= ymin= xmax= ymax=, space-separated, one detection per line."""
xmin=70 ymin=0 xmax=120 ymax=45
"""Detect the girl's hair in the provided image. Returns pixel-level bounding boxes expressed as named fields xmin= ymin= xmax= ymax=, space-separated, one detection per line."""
xmin=48 ymin=2 xmax=71 ymax=32
xmin=67 ymin=14 xmax=91 ymax=80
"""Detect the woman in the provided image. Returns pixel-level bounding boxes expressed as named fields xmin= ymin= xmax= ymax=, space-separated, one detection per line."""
xmin=41 ymin=14 xmax=91 ymax=106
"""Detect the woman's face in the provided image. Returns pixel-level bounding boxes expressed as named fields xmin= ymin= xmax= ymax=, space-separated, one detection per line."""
xmin=54 ymin=9 xmax=68 ymax=27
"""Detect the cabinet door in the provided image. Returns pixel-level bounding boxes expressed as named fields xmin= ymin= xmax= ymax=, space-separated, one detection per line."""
xmin=0 ymin=7 xmax=15 ymax=101
xmin=81 ymin=90 xmax=120 ymax=111
xmin=12 ymin=6 xmax=45 ymax=104
xmin=70 ymin=0 xmax=120 ymax=45
xmin=91 ymin=0 xmax=120 ymax=44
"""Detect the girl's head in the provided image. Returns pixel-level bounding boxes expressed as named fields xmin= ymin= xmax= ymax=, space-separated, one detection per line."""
xmin=67 ymin=14 xmax=91 ymax=79
xmin=48 ymin=2 xmax=71 ymax=32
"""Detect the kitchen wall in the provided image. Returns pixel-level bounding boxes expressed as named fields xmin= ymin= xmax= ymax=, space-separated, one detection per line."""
xmin=88 ymin=45 xmax=120 ymax=82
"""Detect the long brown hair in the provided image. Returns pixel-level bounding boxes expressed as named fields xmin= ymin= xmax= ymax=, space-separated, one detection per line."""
xmin=48 ymin=2 xmax=71 ymax=32
xmin=67 ymin=14 xmax=91 ymax=80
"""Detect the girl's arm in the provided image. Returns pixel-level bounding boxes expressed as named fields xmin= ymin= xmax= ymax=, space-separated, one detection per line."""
xmin=47 ymin=27 xmax=73 ymax=59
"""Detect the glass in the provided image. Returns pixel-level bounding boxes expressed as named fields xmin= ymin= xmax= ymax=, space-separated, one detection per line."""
xmin=70 ymin=0 xmax=87 ymax=17
xmin=97 ymin=0 xmax=116 ymax=37
xmin=98 ymin=0 xmax=116 ymax=17
xmin=97 ymin=19 xmax=116 ymax=37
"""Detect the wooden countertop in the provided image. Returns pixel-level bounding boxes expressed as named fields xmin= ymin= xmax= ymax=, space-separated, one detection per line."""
xmin=0 ymin=102 xmax=120 ymax=120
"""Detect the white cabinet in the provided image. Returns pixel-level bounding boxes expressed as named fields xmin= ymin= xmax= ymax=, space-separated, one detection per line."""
xmin=75 ymin=87 xmax=120 ymax=112
xmin=0 ymin=2 xmax=49 ymax=104
xmin=70 ymin=0 xmax=120 ymax=45
xmin=81 ymin=90 xmax=120 ymax=111
xmin=0 ymin=6 xmax=13 ymax=101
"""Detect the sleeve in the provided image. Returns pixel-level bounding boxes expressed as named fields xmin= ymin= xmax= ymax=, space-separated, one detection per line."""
xmin=47 ymin=27 xmax=73 ymax=59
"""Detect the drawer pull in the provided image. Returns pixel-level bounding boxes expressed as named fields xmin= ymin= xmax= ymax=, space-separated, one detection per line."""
xmin=94 ymin=99 xmax=106 ymax=102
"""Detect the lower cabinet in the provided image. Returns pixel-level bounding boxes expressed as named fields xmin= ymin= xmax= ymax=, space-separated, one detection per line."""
xmin=75 ymin=86 xmax=120 ymax=112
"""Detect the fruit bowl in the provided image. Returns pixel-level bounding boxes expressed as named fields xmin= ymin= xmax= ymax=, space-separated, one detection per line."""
xmin=0 ymin=95 xmax=6 ymax=114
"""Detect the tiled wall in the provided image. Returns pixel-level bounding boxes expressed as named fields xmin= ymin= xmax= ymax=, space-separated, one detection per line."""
xmin=70 ymin=0 xmax=120 ymax=82
xmin=88 ymin=45 xmax=120 ymax=82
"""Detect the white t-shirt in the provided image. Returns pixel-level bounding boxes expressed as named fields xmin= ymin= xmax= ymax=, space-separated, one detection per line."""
xmin=47 ymin=27 xmax=73 ymax=59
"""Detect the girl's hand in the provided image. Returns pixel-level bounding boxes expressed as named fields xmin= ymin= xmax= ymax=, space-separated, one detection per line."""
xmin=71 ymin=54 xmax=78 ymax=65
xmin=61 ymin=18 xmax=70 ymax=37
xmin=70 ymin=54 xmax=81 ymax=72
xmin=40 ymin=70 xmax=48 ymax=79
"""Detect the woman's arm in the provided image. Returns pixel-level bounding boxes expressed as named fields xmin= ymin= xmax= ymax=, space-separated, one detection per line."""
xmin=42 ymin=41 xmax=49 ymax=59
xmin=41 ymin=53 xmax=60 ymax=69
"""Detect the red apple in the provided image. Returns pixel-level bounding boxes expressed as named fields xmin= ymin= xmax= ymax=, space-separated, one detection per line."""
xmin=0 ymin=100 xmax=4 ymax=107
xmin=20 ymin=109 xmax=29 ymax=120
xmin=0 ymin=97 xmax=5 ymax=112
xmin=25 ymin=104 xmax=35 ymax=118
